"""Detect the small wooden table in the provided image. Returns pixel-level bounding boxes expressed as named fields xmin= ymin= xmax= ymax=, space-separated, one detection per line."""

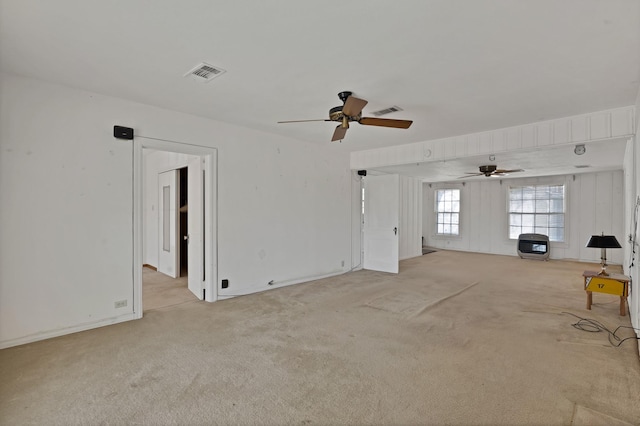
xmin=583 ymin=270 xmax=630 ymax=316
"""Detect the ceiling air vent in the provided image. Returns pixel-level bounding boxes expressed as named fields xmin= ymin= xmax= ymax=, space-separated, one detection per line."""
xmin=371 ymin=106 xmax=403 ymax=117
xmin=183 ymin=62 xmax=226 ymax=83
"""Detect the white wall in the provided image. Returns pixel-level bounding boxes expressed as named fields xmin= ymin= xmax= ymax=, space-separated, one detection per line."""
xmin=423 ymin=171 xmax=625 ymax=264
xmin=625 ymin=85 xmax=640 ymax=344
xmin=0 ymin=73 xmax=354 ymax=348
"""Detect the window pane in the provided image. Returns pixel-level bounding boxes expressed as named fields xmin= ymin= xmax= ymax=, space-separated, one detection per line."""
xmin=536 ymin=186 xmax=550 ymax=199
xmin=436 ymin=189 xmax=460 ymax=235
xmin=509 ymin=188 xmax=522 ymax=201
xmin=549 ymin=214 xmax=564 ymax=227
xmin=550 ymin=186 xmax=564 ymax=199
xmin=535 ymin=199 xmax=549 ymax=213
xmin=550 ymin=199 xmax=563 ymax=213
xmin=535 ymin=215 xmax=548 ymax=227
xmin=522 ymin=187 xmax=535 ymax=200
xmin=510 ymin=226 xmax=521 ymax=239
xmin=508 ymin=184 xmax=564 ymax=242
xmin=548 ymin=228 xmax=564 ymax=242
xmin=522 ymin=214 xmax=535 ymax=227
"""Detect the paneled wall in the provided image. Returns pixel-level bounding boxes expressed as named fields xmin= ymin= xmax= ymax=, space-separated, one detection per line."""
xmin=423 ymin=171 xmax=624 ymax=264
xmin=399 ymin=175 xmax=423 ymax=260
xmin=352 ymin=106 xmax=634 ymax=170
xmin=625 ymin=88 xmax=640 ymax=343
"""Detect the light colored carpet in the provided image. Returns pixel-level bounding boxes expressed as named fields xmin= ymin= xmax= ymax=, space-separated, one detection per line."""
xmin=1 ymin=250 xmax=639 ymax=425
xmin=143 ymin=267 xmax=197 ymax=312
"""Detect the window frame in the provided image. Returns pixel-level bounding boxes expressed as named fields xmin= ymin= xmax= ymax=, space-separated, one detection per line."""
xmin=434 ymin=188 xmax=461 ymax=237
xmin=507 ymin=183 xmax=566 ymax=242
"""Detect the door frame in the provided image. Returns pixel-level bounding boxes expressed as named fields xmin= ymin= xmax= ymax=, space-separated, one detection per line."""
xmin=133 ymin=138 xmax=217 ymax=318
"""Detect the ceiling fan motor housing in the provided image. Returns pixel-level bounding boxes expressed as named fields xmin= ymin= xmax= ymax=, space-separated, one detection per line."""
xmin=479 ymin=165 xmax=497 ymax=175
xmin=329 ymin=105 xmax=361 ymax=123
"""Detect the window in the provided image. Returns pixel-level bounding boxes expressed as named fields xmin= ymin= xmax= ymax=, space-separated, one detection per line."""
xmin=509 ymin=184 xmax=564 ymax=242
xmin=435 ymin=189 xmax=460 ymax=235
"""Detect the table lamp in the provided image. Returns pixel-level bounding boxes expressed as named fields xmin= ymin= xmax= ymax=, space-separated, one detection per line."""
xmin=586 ymin=233 xmax=621 ymax=276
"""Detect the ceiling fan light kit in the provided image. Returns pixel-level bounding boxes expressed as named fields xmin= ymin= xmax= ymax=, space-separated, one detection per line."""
xmin=278 ymin=91 xmax=413 ymax=142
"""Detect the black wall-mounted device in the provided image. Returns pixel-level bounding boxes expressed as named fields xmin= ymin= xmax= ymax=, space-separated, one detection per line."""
xmin=113 ymin=125 xmax=134 ymax=140
xmin=357 ymin=170 xmax=367 ymax=176
xmin=221 ymin=279 xmax=229 ymax=289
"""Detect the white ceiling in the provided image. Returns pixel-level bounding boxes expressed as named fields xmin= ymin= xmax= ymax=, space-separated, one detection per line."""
xmin=1 ymin=1 xmax=639 ymax=179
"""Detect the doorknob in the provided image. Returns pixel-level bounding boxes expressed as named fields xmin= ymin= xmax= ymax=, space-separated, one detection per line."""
xmin=394 ymin=227 xmax=397 ymax=235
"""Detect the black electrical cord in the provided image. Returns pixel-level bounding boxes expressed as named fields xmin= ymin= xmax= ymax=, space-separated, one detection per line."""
xmin=562 ymin=312 xmax=640 ymax=347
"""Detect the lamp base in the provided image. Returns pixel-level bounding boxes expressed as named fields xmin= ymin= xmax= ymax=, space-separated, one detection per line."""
xmin=598 ymin=248 xmax=609 ymax=276
xmin=597 ymin=260 xmax=609 ymax=276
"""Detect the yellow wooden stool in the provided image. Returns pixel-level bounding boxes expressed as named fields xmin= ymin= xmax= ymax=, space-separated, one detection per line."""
xmin=583 ymin=270 xmax=630 ymax=316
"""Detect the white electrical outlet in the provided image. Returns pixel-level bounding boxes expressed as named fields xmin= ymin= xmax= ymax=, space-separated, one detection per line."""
xmin=341 ymin=260 xmax=345 ymax=267
xmin=114 ymin=300 xmax=127 ymax=308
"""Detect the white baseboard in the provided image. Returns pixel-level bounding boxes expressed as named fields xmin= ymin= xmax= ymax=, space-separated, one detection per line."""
xmin=0 ymin=313 xmax=139 ymax=350
xmin=218 ymin=269 xmax=346 ymax=299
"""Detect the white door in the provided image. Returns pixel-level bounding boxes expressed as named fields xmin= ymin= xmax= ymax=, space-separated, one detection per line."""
xmin=364 ymin=174 xmax=399 ymax=273
xmin=158 ymin=169 xmax=179 ymax=278
xmin=187 ymin=157 xmax=204 ymax=299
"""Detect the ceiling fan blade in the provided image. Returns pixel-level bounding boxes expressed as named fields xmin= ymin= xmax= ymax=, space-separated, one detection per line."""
xmin=359 ymin=117 xmax=413 ymax=129
xmin=342 ymin=96 xmax=368 ymax=117
xmin=494 ymin=169 xmax=524 ymax=174
xmin=278 ymin=119 xmax=330 ymax=123
xmin=458 ymin=173 xmax=483 ymax=178
xmin=331 ymin=125 xmax=348 ymax=142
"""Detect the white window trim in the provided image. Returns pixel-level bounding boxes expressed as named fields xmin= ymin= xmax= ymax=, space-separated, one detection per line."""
xmin=506 ymin=180 xmax=568 ymax=244
xmin=434 ymin=187 xmax=462 ymax=238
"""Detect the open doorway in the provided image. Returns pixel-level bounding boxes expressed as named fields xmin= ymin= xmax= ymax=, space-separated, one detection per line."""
xmin=143 ymin=162 xmax=195 ymax=311
xmin=179 ymin=167 xmax=188 ymax=277
xmin=133 ymin=138 xmax=217 ymax=319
